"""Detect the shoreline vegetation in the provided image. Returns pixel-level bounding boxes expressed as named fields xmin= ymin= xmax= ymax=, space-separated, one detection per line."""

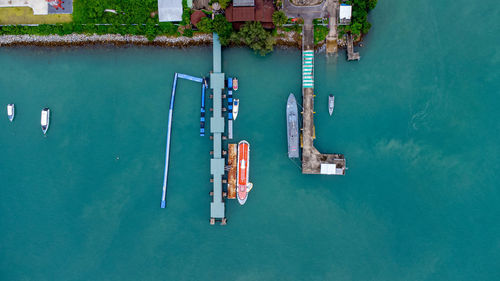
xmin=0 ymin=0 xmax=376 ymax=53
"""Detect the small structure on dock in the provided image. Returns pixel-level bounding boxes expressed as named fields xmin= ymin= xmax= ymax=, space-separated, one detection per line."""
xmin=339 ymin=4 xmax=352 ymax=25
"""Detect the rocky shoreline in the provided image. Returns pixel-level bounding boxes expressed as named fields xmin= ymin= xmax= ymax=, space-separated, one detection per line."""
xmin=0 ymin=33 xmax=214 ymax=47
xmin=0 ymin=33 xmax=303 ymax=48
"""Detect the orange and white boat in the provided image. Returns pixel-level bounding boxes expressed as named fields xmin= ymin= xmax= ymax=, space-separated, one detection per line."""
xmin=237 ymin=140 xmax=252 ymax=205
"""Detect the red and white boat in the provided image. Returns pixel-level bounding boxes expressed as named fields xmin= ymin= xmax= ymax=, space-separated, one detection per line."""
xmin=237 ymin=140 xmax=252 ymax=205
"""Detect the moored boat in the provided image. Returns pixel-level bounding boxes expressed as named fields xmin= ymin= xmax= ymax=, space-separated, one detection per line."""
xmin=233 ymin=99 xmax=239 ymax=120
xmin=7 ymin=104 xmax=15 ymax=122
xmin=328 ymin=95 xmax=335 ymax=116
xmin=232 ymin=77 xmax=238 ymax=91
xmin=41 ymin=108 xmax=50 ymax=135
xmin=237 ymin=140 xmax=251 ymax=205
xmin=287 ymin=94 xmax=299 ymax=158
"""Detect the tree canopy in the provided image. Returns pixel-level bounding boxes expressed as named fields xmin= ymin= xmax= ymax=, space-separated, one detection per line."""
xmin=196 ymin=17 xmax=214 ymax=33
xmin=339 ymin=0 xmax=377 ymax=37
xmin=272 ymin=11 xmax=288 ymax=28
xmin=213 ymin=14 xmax=233 ymax=45
xmin=237 ymin=21 xmax=275 ymax=56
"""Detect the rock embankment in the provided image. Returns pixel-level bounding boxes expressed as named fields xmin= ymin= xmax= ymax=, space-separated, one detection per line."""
xmin=0 ymin=33 xmax=214 ymax=47
xmin=0 ymin=32 xmax=302 ymax=48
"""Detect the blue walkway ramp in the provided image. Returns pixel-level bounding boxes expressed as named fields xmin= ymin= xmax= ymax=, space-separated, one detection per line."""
xmin=178 ymin=73 xmax=203 ymax=83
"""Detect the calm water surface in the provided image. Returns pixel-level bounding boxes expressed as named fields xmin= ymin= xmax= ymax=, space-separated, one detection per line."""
xmin=1 ymin=0 xmax=499 ymax=280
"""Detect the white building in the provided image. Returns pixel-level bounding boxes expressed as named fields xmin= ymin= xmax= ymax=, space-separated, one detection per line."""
xmin=339 ymin=4 xmax=352 ymax=25
xmin=158 ymin=0 xmax=182 ymax=22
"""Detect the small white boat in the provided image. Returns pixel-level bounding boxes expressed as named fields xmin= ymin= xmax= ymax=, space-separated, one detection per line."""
xmin=41 ymin=108 xmax=50 ymax=135
xmin=328 ymin=95 xmax=335 ymax=116
xmin=7 ymin=104 xmax=15 ymax=122
xmin=233 ymin=99 xmax=239 ymax=120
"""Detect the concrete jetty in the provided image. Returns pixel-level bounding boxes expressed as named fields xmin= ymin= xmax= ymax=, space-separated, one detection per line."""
xmin=285 ymin=0 xmax=347 ymax=175
xmin=209 ymin=33 xmax=227 ymax=225
xmin=302 ymin=34 xmax=346 ymax=175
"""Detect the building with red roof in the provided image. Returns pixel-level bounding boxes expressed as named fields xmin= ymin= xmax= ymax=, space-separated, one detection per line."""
xmin=225 ymin=0 xmax=275 ymax=29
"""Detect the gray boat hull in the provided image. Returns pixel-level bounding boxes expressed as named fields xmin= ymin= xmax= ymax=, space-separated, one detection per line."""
xmin=287 ymin=93 xmax=299 ymax=158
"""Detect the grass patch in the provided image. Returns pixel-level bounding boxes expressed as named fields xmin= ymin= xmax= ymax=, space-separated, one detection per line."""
xmin=0 ymin=7 xmax=72 ymax=25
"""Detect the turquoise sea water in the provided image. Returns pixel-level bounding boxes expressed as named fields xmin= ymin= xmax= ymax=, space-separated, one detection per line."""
xmin=1 ymin=0 xmax=499 ymax=280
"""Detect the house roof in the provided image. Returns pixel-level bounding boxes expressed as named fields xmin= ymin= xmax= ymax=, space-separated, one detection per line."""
xmin=158 ymin=0 xmax=183 ymax=22
xmin=255 ymin=0 xmax=274 ymax=23
xmin=191 ymin=10 xmax=207 ymax=26
xmin=226 ymin=6 xmax=255 ymax=22
xmin=226 ymin=0 xmax=274 ymax=25
xmin=233 ymin=0 xmax=255 ymax=6
xmin=339 ymin=4 xmax=352 ymax=20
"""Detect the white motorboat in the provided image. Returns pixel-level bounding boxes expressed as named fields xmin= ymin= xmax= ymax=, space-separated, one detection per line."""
xmin=41 ymin=108 xmax=50 ymax=134
xmin=328 ymin=95 xmax=335 ymax=116
xmin=7 ymin=104 xmax=15 ymax=122
xmin=233 ymin=99 xmax=239 ymax=120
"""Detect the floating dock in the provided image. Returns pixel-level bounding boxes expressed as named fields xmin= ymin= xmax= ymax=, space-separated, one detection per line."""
xmin=227 ymin=143 xmax=237 ymax=199
xmin=227 ymin=89 xmax=233 ymax=139
xmin=200 ymin=79 xmax=207 ymax=136
xmin=161 ymin=72 xmax=204 ymax=208
xmin=209 ymin=33 xmax=227 ymax=224
xmin=160 ymin=73 xmax=179 ymax=208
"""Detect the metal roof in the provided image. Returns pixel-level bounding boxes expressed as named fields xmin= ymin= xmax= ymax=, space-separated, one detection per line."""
xmin=158 ymin=0 xmax=182 ymax=22
xmin=339 ymin=4 xmax=352 ymax=20
xmin=233 ymin=0 xmax=255 ymax=6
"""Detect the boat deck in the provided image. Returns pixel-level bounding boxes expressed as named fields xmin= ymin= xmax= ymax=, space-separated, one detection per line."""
xmin=227 ymin=143 xmax=237 ymax=199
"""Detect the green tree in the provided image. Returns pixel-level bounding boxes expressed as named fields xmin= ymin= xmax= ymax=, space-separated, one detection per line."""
xmin=196 ymin=17 xmax=214 ymax=33
xmin=350 ymin=22 xmax=362 ymax=35
xmin=313 ymin=25 xmax=329 ymax=44
xmin=219 ymin=0 xmax=232 ymax=9
xmin=238 ymin=21 xmax=275 ymax=56
xmin=213 ymin=14 xmax=233 ymax=45
xmin=181 ymin=0 xmax=192 ymax=26
xmin=145 ymin=23 xmax=159 ymax=40
xmin=210 ymin=0 xmax=231 ymax=9
xmin=159 ymin=22 xmax=178 ymax=35
xmin=183 ymin=28 xmax=194 ymax=37
xmin=272 ymin=11 xmax=287 ymax=28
